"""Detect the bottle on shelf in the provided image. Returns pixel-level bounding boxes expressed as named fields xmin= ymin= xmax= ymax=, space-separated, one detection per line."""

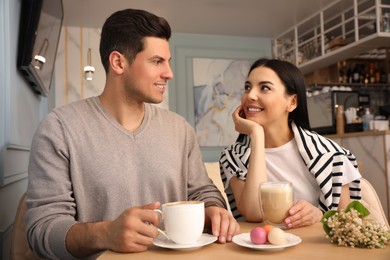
xmin=369 ymin=63 xmax=375 ymax=83
xmin=375 ymin=63 xmax=381 ymax=83
xmin=336 ymin=105 xmax=345 ymax=135
xmin=346 ymin=65 xmax=353 ymax=83
xmin=362 ymin=107 xmax=374 ymax=131
xmin=364 ymin=66 xmax=370 ymax=84
xmin=352 ymin=64 xmax=360 ymax=83
xmin=359 ymin=64 xmax=366 ymax=83
xmin=338 ymin=61 xmax=347 ymax=83
xmin=381 ymin=64 xmax=387 ymax=83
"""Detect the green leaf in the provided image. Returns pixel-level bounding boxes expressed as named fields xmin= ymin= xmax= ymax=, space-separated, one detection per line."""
xmin=344 ymin=201 xmax=370 ymax=217
xmin=321 ymin=210 xmax=337 ymax=223
xmin=322 ymin=222 xmax=332 ymax=236
xmin=321 ymin=210 xmax=337 ymax=236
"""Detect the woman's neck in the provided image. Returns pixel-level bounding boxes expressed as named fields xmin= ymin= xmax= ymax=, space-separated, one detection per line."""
xmin=263 ymin=124 xmax=294 ymax=148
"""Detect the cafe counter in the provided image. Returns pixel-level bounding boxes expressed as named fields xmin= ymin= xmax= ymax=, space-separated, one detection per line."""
xmin=97 ymin=222 xmax=390 ymax=260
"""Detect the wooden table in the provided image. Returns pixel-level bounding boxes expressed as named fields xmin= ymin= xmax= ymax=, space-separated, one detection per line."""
xmin=98 ymin=222 xmax=390 ymax=260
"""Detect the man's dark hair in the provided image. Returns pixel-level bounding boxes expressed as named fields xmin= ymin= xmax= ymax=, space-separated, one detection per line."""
xmin=99 ymin=9 xmax=171 ymax=73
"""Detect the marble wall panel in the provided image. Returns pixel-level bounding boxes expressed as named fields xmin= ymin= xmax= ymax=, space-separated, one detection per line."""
xmin=337 ymin=134 xmax=389 ymax=220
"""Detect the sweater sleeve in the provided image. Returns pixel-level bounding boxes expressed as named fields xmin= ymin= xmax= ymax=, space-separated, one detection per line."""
xmin=185 ymin=122 xmax=227 ymax=208
xmin=25 ymin=112 xmax=78 ymax=260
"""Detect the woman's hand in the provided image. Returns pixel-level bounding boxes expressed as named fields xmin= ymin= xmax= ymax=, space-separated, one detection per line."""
xmin=229 ymin=106 xmax=266 ymax=222
xmin=232 ymin=106 xmax=262 ymax=136
xmin=284 ymin=200 xmax=323 ymax=229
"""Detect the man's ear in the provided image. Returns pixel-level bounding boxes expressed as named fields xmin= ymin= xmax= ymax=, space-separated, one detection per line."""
xmin=109 ymin=51 xmax=125 ymax=74
xmin=287 ymin=94 xmax=298 ymax=112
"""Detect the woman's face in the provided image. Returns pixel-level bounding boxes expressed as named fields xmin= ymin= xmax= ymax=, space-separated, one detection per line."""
xmin=241 ymin=66 xmax=297 ymax=128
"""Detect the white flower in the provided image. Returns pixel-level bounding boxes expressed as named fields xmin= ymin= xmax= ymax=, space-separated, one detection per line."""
xmin=323 ymin=208 xmax=390 ymax=249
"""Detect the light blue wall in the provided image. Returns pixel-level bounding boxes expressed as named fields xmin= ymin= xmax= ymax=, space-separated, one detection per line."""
xmin=0 ymin=0 xmax=51 ymax=259
xmin=169 ymin=33 xmax=272 ymax=161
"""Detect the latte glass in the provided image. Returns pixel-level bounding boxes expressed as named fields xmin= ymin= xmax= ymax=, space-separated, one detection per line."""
xmin=259 ymin=182 xmax=294 ymax=228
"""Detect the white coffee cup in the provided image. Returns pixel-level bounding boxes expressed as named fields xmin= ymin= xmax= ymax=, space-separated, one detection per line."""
xmin=259 ymin=182 xmax=294 ymax=228
xmin=154 ymin=201 xmax=205 ymax=244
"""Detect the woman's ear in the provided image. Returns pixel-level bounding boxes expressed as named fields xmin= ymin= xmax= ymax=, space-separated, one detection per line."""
xmin=287 ymin=94 xmax=298 ymax=112
xmin=108 ymin=51 xmax=125 ymax=74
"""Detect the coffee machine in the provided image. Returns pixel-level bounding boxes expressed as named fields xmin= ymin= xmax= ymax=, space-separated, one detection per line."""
xmin=307 ymin=90 xmax=367 ymax=134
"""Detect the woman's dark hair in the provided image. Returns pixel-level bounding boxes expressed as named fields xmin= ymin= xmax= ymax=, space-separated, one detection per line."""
xmin=248 ymin=58 xmax=310 ymax=130
xmin=99 ymin=9 xmax=171 ymax=73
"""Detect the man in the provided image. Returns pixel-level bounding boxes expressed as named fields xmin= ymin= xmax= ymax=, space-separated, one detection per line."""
xmin=25 ymin=9 xmax=239 ymax=259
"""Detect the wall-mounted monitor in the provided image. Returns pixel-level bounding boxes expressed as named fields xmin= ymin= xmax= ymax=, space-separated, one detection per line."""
xmin=17 ymin=0 xmax=64 ymax=96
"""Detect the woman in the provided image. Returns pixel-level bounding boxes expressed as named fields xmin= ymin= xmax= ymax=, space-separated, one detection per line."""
xmin=219 ymin=58 xmax=361 ymax=228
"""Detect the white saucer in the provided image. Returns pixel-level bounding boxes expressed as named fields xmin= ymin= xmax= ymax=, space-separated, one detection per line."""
xmin=153 ymin=233 xmax=218 ymax=251
xmin=232 ymin=232 xmax=301 ymax=251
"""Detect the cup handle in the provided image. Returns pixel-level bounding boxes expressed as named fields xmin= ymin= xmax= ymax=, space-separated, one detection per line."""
xmin=156 ymin=228 xmax=170 ymax=240
xmin=154 ymin=209 xmax=163 ymax=218
xmin=153 ymin=209 xmax=170 ymax=240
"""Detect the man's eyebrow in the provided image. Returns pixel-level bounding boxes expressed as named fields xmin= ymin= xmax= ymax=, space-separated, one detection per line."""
xmin=150 ymin=55 xmax=171 ymax=61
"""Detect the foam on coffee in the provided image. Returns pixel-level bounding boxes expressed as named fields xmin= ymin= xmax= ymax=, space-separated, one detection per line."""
xmin=164 ymin=201 xmax=202 ymax=206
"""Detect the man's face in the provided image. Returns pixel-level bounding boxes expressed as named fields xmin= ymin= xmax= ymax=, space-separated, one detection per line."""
xmin=122 ymin=37 xmax=173 ymax=104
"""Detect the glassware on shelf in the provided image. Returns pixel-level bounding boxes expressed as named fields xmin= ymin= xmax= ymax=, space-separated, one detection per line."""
xmin=274 ymin=38 xmax=295 ymax=64
xmin=382 ymin=12 xmax=390 ymax=32
xmin=273 ymin=0 xmax=390 ymax=71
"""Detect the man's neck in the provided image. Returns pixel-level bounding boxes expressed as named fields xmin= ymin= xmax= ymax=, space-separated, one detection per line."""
xmin=98 ymin=93 xmax=145 ymax=133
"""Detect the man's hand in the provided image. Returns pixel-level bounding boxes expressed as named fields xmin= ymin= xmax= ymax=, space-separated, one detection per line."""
xmin=204 ymin=206 xmax=240 ymax=243
xmin=105 ymin=202 xmax=162 ymax=252
xmin=66 ymin=202 xmax=162 ymax=257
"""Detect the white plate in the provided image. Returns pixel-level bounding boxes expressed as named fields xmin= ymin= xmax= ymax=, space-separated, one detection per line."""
xmin=153 ymin=233 xmax=218 ymax=251
xmin=232 ymin=232 xmax=302 ymax=251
